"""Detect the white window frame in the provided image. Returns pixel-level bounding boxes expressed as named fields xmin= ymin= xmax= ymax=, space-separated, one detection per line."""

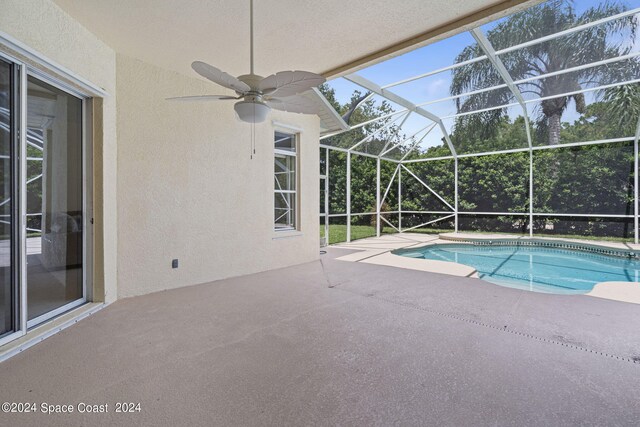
xmin=274 ymin=130 xmax=299 ymax=232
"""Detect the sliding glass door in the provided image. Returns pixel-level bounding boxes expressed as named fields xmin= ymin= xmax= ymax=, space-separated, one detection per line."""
xmin=26 ymin=76 xmax=84 ymax=325
xmin=0 ymin=53 xmax=88 ymax=341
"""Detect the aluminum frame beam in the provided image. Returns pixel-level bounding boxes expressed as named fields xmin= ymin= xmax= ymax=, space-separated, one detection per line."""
xmin=319 ymin=109 xmax=408 ymax=141
xmin=348 ymin=111 xmax=409 ymax=153
xmin=382 ymin=7 xmax=640 ymax=89
xmin=471 ymin=28 xmax=528 ymax=109
xmin=377 ymin=111 xmax=413 ymax=156
xmin=635 ymin=115 xmax=640 ymax=244
xmin=400 ymin=164 xmax=454 ymax=211
xmin=402 ymin=136 xmax=637 ymax=163
xmin=318 ymin=5 xmax=640 ymax=242
xmin=380 ymin=123 xmax=433 ymax=158
xmin=471 ymin=27 xmax=535 ymax=235
xmin=343 ymin=73 xmax=458 ymax=159
xmin=399 ymin=124 xmax=437 ymax=161
xmin=435 ymin=76 xmax=640 ymax=122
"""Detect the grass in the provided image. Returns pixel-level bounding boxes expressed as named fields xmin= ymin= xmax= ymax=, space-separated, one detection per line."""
xmin=321 ymin=224 xmax=396 ymax=245
xmin=320 ymin=224 xmax=634 ymax=245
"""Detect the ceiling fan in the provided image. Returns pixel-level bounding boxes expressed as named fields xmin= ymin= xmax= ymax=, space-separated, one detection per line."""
xmin=167 ymin=0 xmax=326 ymax=123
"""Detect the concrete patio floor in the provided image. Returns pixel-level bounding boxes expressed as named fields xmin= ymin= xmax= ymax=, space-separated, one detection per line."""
xmin=1 ymin=247 xmax=639 ymax=426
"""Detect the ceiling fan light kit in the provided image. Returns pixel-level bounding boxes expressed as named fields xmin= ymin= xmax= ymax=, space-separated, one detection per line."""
xmin=234 ymin=98 xmax=270 ymax=123
xmin=167 ymin=0 xmax=326 ymax=124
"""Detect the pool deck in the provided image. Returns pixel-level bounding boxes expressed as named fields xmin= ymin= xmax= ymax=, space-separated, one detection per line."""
xmin=1 ymin=246 xmax=639 ymax=426
xmin=332 ymin=233 xmax=640 ymax=304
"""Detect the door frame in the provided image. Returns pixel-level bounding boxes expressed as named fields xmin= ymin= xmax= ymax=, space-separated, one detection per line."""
xmin=0 ymin=48 xmax=94 ymax=340
xmin=0 ymin=53 xmax=22 ymax=347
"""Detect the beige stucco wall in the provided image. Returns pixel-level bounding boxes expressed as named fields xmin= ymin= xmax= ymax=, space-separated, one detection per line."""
xmin=1 ymin=0 xmax=320 ymax=304
xmin=116 ymin=54 xmax=320 ymax=298
xmin=0 ymin=0 xmax=118 ymax=303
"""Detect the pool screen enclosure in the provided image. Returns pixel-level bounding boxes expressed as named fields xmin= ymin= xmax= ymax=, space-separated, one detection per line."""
xmin=319 ymin=0 xmax=640 ymax=245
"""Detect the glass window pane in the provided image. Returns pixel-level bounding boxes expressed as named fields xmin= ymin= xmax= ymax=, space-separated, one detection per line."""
xmin=0 ymin=59 xmax=13 ymax=336
xmin=274 ymin=131 xmax=297 ymax=230
xmin=275 ymin=153 xmax=295 ymax=192
xmin=27 ymin=75 xmax=84 ymax=321
xmin=275 ymin=131 xmax=295 ymax=152
xmin=275 ymin=192 xmax=296 ymax=230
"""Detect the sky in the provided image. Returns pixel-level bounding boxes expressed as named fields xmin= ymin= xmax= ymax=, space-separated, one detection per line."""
xmin=325 ymin=0 xmax=640 ymax=153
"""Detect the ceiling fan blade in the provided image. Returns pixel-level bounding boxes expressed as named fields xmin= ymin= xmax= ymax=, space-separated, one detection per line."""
xmin=266 ymin=95 xmax=320 ymax=114
xmin=191 ymin=61 xmax=251 ymax=93
xmin=259 ymin=71 xmax=326 ymax=97
xmin=166 ymin=95 xmax=239 ymax=101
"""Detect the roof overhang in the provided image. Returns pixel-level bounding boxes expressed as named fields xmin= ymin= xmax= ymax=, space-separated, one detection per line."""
xmin=52 ymin=0 xmax=540 ymax=81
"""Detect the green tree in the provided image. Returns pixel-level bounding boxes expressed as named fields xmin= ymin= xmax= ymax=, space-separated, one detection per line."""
xmin=601 ymin=83 xmax=640 ymax=135
xmin=319 ymin=84 xmax=406 ymax=215
xmin=450 ymin=0 xmax=637 ymax=145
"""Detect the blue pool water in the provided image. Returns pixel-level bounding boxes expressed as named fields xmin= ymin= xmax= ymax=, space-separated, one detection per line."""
xmin=395 ymin=244 xmax=640 ymax=294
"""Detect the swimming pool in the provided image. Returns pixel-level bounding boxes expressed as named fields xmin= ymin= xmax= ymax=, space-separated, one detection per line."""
xmin=394 ymin=243 xmax=640 ymax=294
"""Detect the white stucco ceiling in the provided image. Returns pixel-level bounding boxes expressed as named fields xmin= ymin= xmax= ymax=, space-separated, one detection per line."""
xmin=52 ymin=0 xmax=524 ymax=81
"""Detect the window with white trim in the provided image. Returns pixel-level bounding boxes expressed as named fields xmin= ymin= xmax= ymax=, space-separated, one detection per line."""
xmin=274 ymin=131 xmax=298 ymax=231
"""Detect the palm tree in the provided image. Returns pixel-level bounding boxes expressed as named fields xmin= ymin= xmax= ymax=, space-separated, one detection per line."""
xmin=601 ymin=82 xmax=640 ymax=135
xmin=450 ymin=0 xmax=638 ymax=145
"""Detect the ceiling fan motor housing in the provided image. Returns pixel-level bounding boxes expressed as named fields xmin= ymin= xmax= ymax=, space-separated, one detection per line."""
xmin=237 ymin=74 xmax=264 ymax=93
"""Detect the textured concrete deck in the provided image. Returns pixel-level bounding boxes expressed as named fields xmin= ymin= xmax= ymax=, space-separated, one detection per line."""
xmin=1 ymin=247 xmax=639 ymax=426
